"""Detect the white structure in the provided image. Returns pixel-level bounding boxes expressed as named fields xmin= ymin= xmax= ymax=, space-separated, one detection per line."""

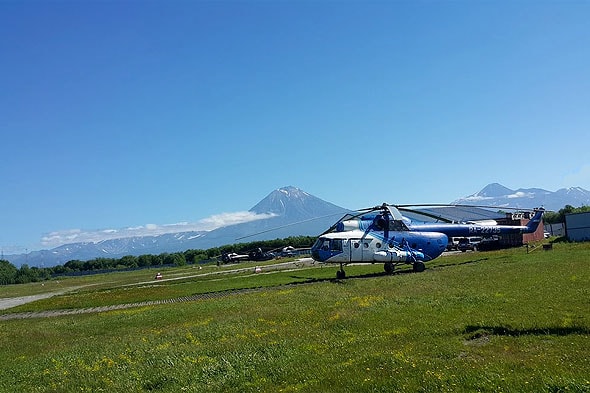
xmin=565 ymin=212 xmax=590 ymax=242
xmin=544 ymin=222 xmax=565 ymax=237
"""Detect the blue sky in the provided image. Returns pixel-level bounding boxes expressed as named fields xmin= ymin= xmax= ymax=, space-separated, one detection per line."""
xmin=1 ymin=1 xmax=589 ymax=253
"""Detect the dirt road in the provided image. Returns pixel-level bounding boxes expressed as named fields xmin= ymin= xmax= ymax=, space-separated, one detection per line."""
xmin=0 ymin=290 xmax=70 ymax=311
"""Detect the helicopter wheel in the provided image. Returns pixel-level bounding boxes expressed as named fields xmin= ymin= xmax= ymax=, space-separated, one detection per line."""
xmin=413 ymin=261 xmax=425 ymax=273
xmin=384 ymin=262 xmax=394 ymax=274
xmin=336 ymin=269 xmax=346 ymax=279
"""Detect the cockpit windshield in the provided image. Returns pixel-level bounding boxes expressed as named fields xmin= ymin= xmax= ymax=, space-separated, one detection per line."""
xmin=312 ymin=237 xmax=342 ymax=252
xmin=312 ymin=237 xmax=325 ymax=251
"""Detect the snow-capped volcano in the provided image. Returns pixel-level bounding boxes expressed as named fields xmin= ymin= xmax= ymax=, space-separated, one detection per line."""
xmin=250 ymin=186 xmax=344 ymax=219
xmin=192 ymin=186 xmax=349 ymax=247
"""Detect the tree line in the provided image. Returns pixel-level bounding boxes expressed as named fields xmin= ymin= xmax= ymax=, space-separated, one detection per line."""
xmin=542 ymin=205 xmax=590 ymax=224
xmin=0 ymin=236 xmax=315 ymax=286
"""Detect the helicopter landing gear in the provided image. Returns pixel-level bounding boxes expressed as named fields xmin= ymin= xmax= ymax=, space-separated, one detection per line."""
xmin=384 ymin=262 xmax=395 ymax=274
xmin=336 ymin=263 xmax=346 ymax=279
xmin=413 ymin=261 xmax=425 ymax=273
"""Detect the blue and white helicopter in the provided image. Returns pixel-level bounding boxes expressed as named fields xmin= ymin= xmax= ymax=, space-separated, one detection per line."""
xmin=310 ymin=204 xmax=545 ymax=279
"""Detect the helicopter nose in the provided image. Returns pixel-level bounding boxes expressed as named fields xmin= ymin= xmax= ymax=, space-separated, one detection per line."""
xmin=311 ymin=242 xmax=329 ymax=262
xmin=310 ymin=243 xmax=320 ymax=261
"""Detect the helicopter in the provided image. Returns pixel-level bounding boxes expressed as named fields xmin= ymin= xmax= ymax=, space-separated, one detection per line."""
xmin=221 ymin=248 xmax=276 ymax=263
xmin=310 ymin=204 xmax=545 ymax=279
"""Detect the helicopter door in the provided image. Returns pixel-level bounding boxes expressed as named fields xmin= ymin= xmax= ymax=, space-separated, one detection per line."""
xmin=361 ymin=238 xmax=375 ymax=261
xmin=347 ymin=238 xmax=364 ymax=262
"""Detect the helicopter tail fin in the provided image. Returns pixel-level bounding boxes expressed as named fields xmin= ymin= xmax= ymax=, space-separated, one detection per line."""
xmin=524 ymin=208 xmax=545 ymax=233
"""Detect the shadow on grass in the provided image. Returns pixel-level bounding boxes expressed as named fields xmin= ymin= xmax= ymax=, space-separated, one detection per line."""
xmin=430 ymin=258 xmax=490 ymax=270
xmin=291 ymin=266 xmax=422 ymax=284
xmin=464 ymin=324 xmax=590 ymax=339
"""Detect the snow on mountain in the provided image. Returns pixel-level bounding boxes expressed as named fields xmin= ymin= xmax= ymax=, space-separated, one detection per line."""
xmin=468 ymin=183 xmax=515 ymax=199
xmin=454 ymin=183 xmax=590 ymax=211
xmin=250 ymin=186 xmax=344 ymax=219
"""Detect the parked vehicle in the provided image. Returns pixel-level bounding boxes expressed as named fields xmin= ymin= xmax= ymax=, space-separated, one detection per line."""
xmin=457 ymin=237 xmax=482 ymax=252
xmin=477 ymin=236 xmax=501 ymax=251
xmin=446 ymin=236 xmax=458 ymax=251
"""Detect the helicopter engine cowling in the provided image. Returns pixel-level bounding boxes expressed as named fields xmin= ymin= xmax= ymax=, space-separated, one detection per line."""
xmin=373 ymin=250 xmax=411 ymax=262
xmin=336 ymin=220 xmax=363 ymax=232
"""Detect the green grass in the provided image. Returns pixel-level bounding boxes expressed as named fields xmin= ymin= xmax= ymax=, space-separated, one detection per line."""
xmin=0 ymin=243 xmax=589 ymax=392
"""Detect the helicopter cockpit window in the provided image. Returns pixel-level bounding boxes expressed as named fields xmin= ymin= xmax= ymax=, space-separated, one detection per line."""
xmin=314 ymin=239 xmax=330 ymax=251
xmin=331 ymin=239 xmax=343 ymax=252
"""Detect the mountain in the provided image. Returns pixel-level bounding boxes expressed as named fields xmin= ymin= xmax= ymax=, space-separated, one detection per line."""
xmin=7 ymin=186 xmax=349 ymax=267
xmin=7 ymin=231 xmax=208 ymax=268
xmin=250 ymin=187 xmax=341 ymax=219
xmin=453 ymin=183 xmax=590 ymax=211
xmin=189 ymin=186 xmax=349 ymax=246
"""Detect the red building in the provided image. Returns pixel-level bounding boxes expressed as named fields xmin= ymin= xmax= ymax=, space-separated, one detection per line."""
xmin=496 ymin=211 xmax=545 ymax=247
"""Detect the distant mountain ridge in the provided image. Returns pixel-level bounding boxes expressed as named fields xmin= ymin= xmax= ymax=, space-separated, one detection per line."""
xmin=6 ymin=231 xmax=208 ymax=268
xmin=453 ymin=183 xmax=590 ymax=211
xmin=6 ymin=184 xmax=589 ymax=267
xmin=6 ymin=186 xmax=349 ymax=267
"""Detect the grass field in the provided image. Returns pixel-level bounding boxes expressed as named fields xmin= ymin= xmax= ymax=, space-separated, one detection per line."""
xmin=0 ymin=242 xmax=589 ymax=392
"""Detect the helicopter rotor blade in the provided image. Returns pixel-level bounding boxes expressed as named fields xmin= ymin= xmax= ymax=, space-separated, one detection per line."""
xmin=396 ymin=207 xmax=455 ymax=223
xmin=236 ymin=212 xmax=348 ymax=241
xmin=382 ymin=204 xmax=404 ymax=221
xmin=393 ymin=203 xmax=540 ymax=211
xmin=385 ymin=203 xmax=545 ymax=223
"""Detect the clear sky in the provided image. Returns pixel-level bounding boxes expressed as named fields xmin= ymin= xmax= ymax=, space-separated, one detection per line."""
xmin=1 ymin=0 xmax=589 ymax=253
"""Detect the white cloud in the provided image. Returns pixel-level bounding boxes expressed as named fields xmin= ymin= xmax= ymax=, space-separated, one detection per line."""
xmin=463 ymin=195 xmax=492 ymax=201
xmin=196 ymin=211 xmax=275 ymax=230
xmin=507 ymin=192 xmax=533 ymax=199
xmin=40 ymin=211 xmax=276 ymax=248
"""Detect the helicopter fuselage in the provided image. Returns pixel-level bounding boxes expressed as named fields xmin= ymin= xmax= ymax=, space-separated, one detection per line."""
xmin=311 ymin=229 xmax=448 ymax=264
